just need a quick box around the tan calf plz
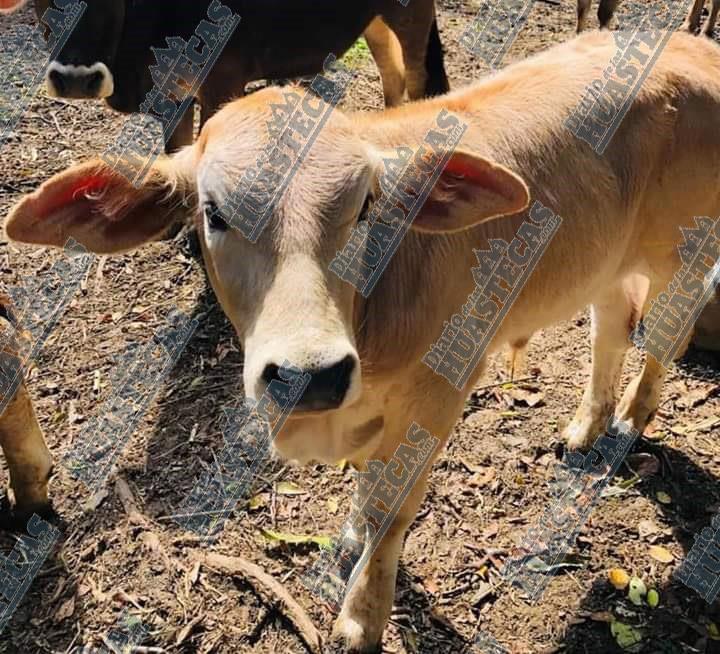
[0,293,52,517]
[6,30,720,651]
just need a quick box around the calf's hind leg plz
[564,282,639,450]
[616,279,695,433]
[0,382,51,514]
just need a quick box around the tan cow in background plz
[0,293,52,518]
[6,29,720,652]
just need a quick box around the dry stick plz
[115,477,149,527]
[194,551,322,653]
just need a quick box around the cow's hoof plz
[330,615,382,654]
[0,495,56,531]
[616,378,657,435]
[563,416,603,452]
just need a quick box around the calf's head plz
[5,87,529,461]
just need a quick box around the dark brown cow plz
[30,0,449,150]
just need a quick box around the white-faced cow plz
[0,293,52,521]
[6,29,720,651]
[25,0,449,151]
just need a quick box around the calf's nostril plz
[261,363,282,386]
[48,69,65,94]
[310,355,355,399]
[82,71,103,95]
[260,355,356,411]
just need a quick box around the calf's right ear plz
[5,158,193,254]
[0,0,28,13]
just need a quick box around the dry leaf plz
[276,481,305,496]
[608,568,630,590]
[469,467,496,487]
[590,611,615,623]
[188,561,201,586]
[261,529,333,550]
[248,494,266,510]
[648,545,673,563]
[509,386,545,408]
[637,519,659,539]
[54,596,75,622]
[656,491,672,505]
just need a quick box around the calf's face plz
[5,88,529,462]
[195,95,370,415]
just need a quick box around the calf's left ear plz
[374,148,529,234]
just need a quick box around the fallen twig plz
[194,551,322,653]
[115,477,149,527]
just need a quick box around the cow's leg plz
[364,17,405,107]
[332,384,466,652]
[564,282,637,450]
[0,382,51,515]
[422,11,450,97]
[577,0,593,32]
[704,0,720,36]
[0,323,51,514]
[683,0,706,33]
[382,1,448,101]
[616,280,694,433]
[598,0,621,29]
[199,80,244,130]
[165,101,196,153]
[332,460,432,652]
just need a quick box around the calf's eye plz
[204,201,228,232]
[358,194,374,223]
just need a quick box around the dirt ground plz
[1,1,719,653]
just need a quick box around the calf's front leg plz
[564,282,639,450]
[0,321,52,515]
[332,458,433,653]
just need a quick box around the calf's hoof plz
[616,379,658,435]
[331,613,383,654]
[562,413,609,452]
[0,495,55,531]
